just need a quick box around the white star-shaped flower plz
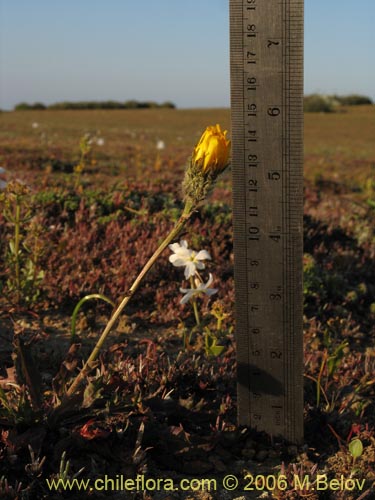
[168,240,211,279]
[179,273,218,304]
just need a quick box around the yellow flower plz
[182,124,231,208]
[192,124,231,175]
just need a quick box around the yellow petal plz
[192,124,231,175]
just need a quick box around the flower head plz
[169,240,211,279]
[192,124,231,175]
[182,124,231,209]
[179,273,218,304]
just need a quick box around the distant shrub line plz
[14,100,176,111]
[304,93,373,113]
[10,94,373,113]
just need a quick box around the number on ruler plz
[268,171,280,180]
[248,154,258,168]
[248,226,259,241]
[248,179,257,192]
[246,50,256,64]
[247,103,257,116]
[247,24,256,37]
[247,76,257,91]
[247,129,257,141]
[268,107,281,117]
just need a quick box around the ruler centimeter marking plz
[230,0,304,443]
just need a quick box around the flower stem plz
[65,205,194,398]
[190,276,201,327]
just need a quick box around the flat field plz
[0,106,375,499]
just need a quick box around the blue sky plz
[0,0,374,110]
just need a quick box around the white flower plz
[96,137,105,146]
[168,240,211,279]
[179,273,218,304]
[31,122,39,129]
[156,140,165,150]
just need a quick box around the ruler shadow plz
[237,363,284,396]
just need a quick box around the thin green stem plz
[14,199,21,304]
[65,205,194,398]
[71,294,116,342]
[216,317,222,331]
[189,276,201,327]
[316,352,327,407]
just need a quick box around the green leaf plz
[9,240,15,254]
[204,330,225,357]
[349,438,363,459]
[82,380,103,408]
[207,344,226,357]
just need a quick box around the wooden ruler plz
[230,0,304,443]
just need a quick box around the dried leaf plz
[14,338,42,409]
[78,419,110,440]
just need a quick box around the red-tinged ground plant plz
[64,124,231,399]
